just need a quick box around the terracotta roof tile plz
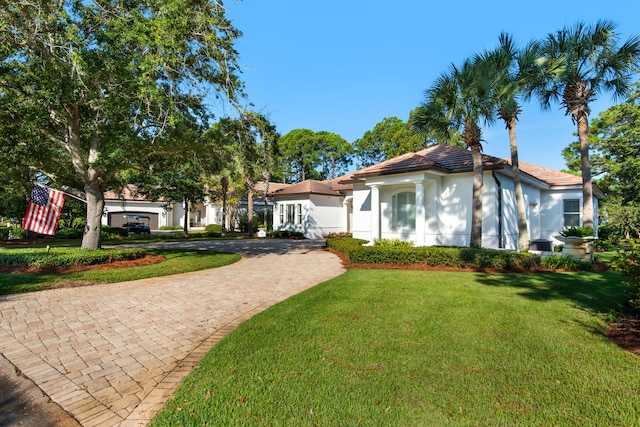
[269,179,347,197]
[352,144,506,178]
[514,161,582,186]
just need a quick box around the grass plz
[151,269,639,426]
[0,249,240,295]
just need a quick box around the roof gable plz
[351,144,507,178]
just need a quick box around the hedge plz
[326,237,541,270]
[0,247,147,268]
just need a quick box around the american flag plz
[22,185,66,235]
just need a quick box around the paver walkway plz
[0,239,345,426]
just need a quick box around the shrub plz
[612,240,640,309]
[159,225,183,230]
[0,247,146,268]
[541,254,596,271]
[101,225,128,240]
[331,241,541,271]
[559,226,595,237]
[325,232,352,239]
[373,238,414,248]
[268,230,305,239]
[203,224,223,236]
[0,227,10,241]
[54,228,84,240]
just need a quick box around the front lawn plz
[151,269,639,426]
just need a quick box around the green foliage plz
[559,226,595,237]
[101,226,128,239]
[612,240,640,308]
[159,225,183,230]
[327,238,541,271]
[541,254,596,271]
[204,224,223,233]
[0,247,145,268]
[0,228,10,241]
[278,128,352,182]
[54,228,84,240]
[373,238,414,248]
[268,230,305,239]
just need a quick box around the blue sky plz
[221,0,640,172]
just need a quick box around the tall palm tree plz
[482,34,541,251]
[412,58,496,247]
[531,20,640,229]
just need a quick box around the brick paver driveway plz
[0,239,345,426]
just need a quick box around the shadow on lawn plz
[475,271,630,317]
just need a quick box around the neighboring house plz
[270,144,601,250]
[103,182,290,231]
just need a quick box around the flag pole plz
[34,182,87,204]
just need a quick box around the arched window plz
[392,192,415,230]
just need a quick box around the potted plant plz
[555,226,596,260]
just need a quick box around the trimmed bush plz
[0,227,10,241]
[541,254,596,271]
[0,247,146,268]
[326,237,541,271]
[205,224,223,233]
[268,230,305,239]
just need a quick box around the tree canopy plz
[0,0,243,248]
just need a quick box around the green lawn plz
[0,249,240,295]
[151,269,639,426]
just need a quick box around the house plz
[103,182,290,231]
[270,144,601,250]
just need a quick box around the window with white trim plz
[286,204,295,224]
[297,204,302,224]
[563,199,580,227]
[392,192,416,230]
[279,204,284,224]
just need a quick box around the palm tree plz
[412,58,496,248]
[531,20,640,229]
[482,34,541,251]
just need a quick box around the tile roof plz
[269,178,349,197]
[351,144,507,178]
[514,161,582,186]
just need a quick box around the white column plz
[343,197,352,233]
[415,181,425,246]
[370,185,380,243]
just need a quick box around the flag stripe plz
[22,185,65,235]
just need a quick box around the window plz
[297,204,302,224]
[563,199,580,227]
[393,192,416,230]
[286,204,296,224]
[279,205,284,224]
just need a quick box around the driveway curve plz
[0,239,345,426]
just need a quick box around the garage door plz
[108,212,159,230]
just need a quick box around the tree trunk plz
[82,181,104,249]
[508,118,529,251]
[578,116,594,229]
[221,176,228,232]
[183,196,189,236]
[262,170,270,231]
[470,146,484,248]
[246,178,254,236]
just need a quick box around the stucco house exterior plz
[103,182,289,231]
[270,144,601,250]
